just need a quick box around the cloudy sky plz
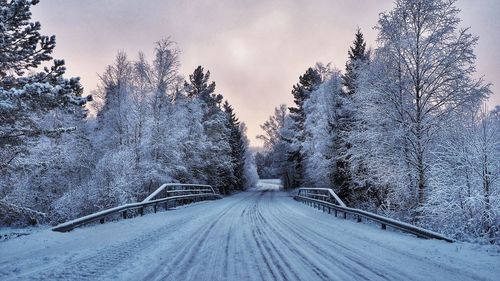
[32,0,500,146]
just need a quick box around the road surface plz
[0,180,498,280]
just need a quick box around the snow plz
[142,183,214,202]
[0,181,498,281]
[298,187,346,207]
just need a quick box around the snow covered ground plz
[0,181,499,281]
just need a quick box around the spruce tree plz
[335,29,371,201]
[185,66,232,194]
[342,28,369,96]
[223,101,246,190]
[287,67,321,188]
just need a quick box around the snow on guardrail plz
[295,188,453,242]
[53,184,221,232]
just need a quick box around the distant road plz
[1,181,498,280]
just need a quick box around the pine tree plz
[289,68,322,130]
[0,0,90,225]
[286,67,321,188]
[185,66,217,105]
[0,0,89,149]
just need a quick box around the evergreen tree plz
[342,28,369,96]
[0,0,90,225]
[185,66,232,194]
[223,101,246,190]
[254,152,266,178]
[0,0,89,149]
[336,29,371,201]
[286,68,321,188]
[185,65,217,105]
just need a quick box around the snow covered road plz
[1,181,499,281]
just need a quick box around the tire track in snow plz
[259,193,396,280]
[2,201,223,281]
[272,196,488,281]
[143,192,256,281]
[2,185,498,281]
[247,190,296,281]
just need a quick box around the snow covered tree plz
[342,28,370,96]
[0,0,89,149]
[335,29,372,203]
[240,123,258,189]
[149,39,181,164]
[257,104,287,179]
[95,51,133,148]
[88,39,184,210]
[302,69,344,190]
[0,0,90,225]
[379,0,489,211]
[258,104,287,150]
[349,0,489,219]
[425,104,499,243]
[275,116,297,189]
[287,68,322,188]
[91,52,141,208]
[185,66,232,194]
[223,101,246,190]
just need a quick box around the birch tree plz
[363,0,489,214]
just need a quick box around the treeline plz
[257,0,499,243]
[0,0,257,226]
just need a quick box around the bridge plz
[0,180,498,280]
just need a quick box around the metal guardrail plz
[52,184,221,232]
[294,188,454,243]
[142,183,217,202]
[296,187,347,207]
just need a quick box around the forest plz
[256,0,499,244]
[1,0,499,245]
[0,0,257,227]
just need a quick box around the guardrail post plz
[381,223,386,230]
[328,207,331,214]
[343,212,347,219]
[123,210,127,219]
[139,207,144,216]
[154,204,157,213]
[357,215,361,223]
[100,218,104,224]
[335,210,337,217]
